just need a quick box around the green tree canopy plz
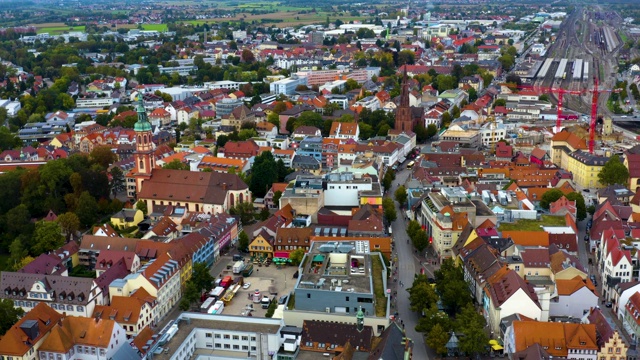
[408,274,439,313]
[382,197,397,223]
[238,231,250,252]
[289,248,305,266]
[539,188,565,209]
[598,155,630,186]
[163,159,190,170]
[394,186,408,206]
[32,220,65,256]
[0,299,24,336]
[250,151,278,198]
[565,192,587,221]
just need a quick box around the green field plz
[142,24,168,31]
[37,25,85,34]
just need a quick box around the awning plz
[274,251,290,258]
[489,340,503,351]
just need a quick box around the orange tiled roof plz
[39,317,117,353]
[0,303,63,356]
[501,231,549,247]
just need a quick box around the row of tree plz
[409,260,488,356]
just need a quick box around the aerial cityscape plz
[1,0,640,359]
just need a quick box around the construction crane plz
[529,85,582,133]
[506,80,622,154]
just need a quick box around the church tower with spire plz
[395,66,413,132]
[133,93,154,194]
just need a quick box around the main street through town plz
[388,165,433,360]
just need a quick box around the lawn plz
[36,25,85,34]
[142,24,168,32]
[498,215,568,231]
[371,254,387,317]
[183,11,366,27]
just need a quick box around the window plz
[242,336,248,341]
[233,345,239,350]
[206,333,213,338]
[232,335,239,340]
[224,344,231,349]
[215,343,221,348]
[224,334,230,339]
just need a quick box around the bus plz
[406,161,415,169]
[242,263,254,277]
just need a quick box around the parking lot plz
[213,259,298,318]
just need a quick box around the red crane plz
[509,80,622,154]
[529,85,582,132]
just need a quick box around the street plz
[388,165,433,360]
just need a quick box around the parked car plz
[278,294,289,305]
[605,301,613,308]
[242,282,251,290]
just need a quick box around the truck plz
[261,296,271,309]
[209,286,226,300]
[232,261,245,274]
[209,300,224,315]
[200,297,216,313]
[242,263,254,277]
[220,276,233,289]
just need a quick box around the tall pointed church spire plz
[134,93,152,132]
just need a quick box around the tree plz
[258,207,270,221]
[566,192,587,221]
[273,190,283,206]
[109,167,125,196]
[163,159,190,170]
[179,281,200,311]
[265,298,277,318]
[32,221,65,256]
[441,112,452,127]
[395,186,408,206]
[238,231,250,252]
[455,303,489,356]
[426,324,449,356]
[493,98,507,107]
[8,238,28,271]
[0,299,24,336]
[598,155,630,186]
[56,212,80,241]
[414,124,429,143]
[229,201,255,225]
[435,75,457,92]
[539,94,550,102]
[89,146,117,170]
[398,50,415,65]
[435,259,471,314]
[0,127,22,151]
[382,170,395,191]
[241,49,255,63]
[539,188,565,209]
[191,262,215,294]
[412,229,429,252]
[289,248,305,266]
[408,275,438,313]
[250,151,278,198]
[407,220,422,239]
[294,111,324,130]
[426,124,438,138]
[136,200,148,215]
[382,197,397,222]
[468,87,478,102]
[75,191,99,227]
[13,256,35,271]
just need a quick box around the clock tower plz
[133,93,154,194]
